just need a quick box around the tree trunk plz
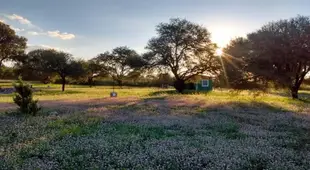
[61,77,66,92]
[117,79,123,88]
[174,79,185,93]
[291,73,306,99]
[291,87,298,99]
[88,77,93,87]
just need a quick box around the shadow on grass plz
[41,95,308,124]
[269,91,310,103]
[197,101,310,146]
[299,98,310,103]
[149,89,212,96]
[143,96,166,101]
[300,85,310,91]
[149,90,178,96]
[269,91,291,97]
[197,101,292,121]
[38,99,310,150]
[298,93,310,103]
[270,91,310,99]
[34,89,84,96]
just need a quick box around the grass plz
[1,81,309,112]
[0,82,163,103]
[1,81,310,169]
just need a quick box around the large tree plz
[25,49,84,91]
[145,18,220,93]
[15,60,56,83]
[96,46,145,87]
[0,65,15,79]
[0,21,27,68]
[249,16,310,99]
[80,59,105,87]
[222,37,258,89]
[224,16,310,99]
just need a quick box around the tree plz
[246,16,310,99]
[96,46,145,87]
[145,18,220,93]
[25,49,84,91]
[0,21,27,69]
[15,61,56,83]
[222,37,261,89]
[0,65,15,79]
[127,70,142,85]
[156,73,174,87]
[223,37,248,85]
[80,59,105,87]
[13,77,41,115]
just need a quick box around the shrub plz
[13,78,41,115]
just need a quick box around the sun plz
[215,48,223,56]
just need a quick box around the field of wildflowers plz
[1,84,310,169]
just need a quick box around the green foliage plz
[12,78,41,115]
[25,49,84,91]
[145,18,221,93]
[0,66,15,79]
[96,46,145,87]
[47,116,102,138]
[224,16,310,98]
[78,59,105,87]
[0,21,27,68]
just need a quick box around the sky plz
[1,0,310,59]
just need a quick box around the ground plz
[1,82,310,169]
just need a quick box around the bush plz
[13,78,41,115]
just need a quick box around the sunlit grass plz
[1,81,310,169]
[1,81,310,114]
[0,82,164,103]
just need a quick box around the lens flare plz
[216,48,223,56]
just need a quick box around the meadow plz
[1,82,310,169]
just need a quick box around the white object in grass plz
[110,92,117,97]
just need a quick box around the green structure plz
[195,79,213,91]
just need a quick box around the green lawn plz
[0,82,163,103]
[1,82,310,169]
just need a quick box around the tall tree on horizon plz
[80,59,105,87]
[145,18,220,93]
[96,46,145,87]
[25,49,84,91]
[222,37,254,88]
[224,16,310,99]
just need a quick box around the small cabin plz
[195,79,213,91]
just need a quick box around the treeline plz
[1,16,310,99]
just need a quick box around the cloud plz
[27,44,71,53]
[47,30,75,40]
[11,26,25,32]
[3,13,76,40]
[28,31,41,35]
[6,14,32,25]
[28,30,75,40]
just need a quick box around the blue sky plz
[1,0,310,59]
